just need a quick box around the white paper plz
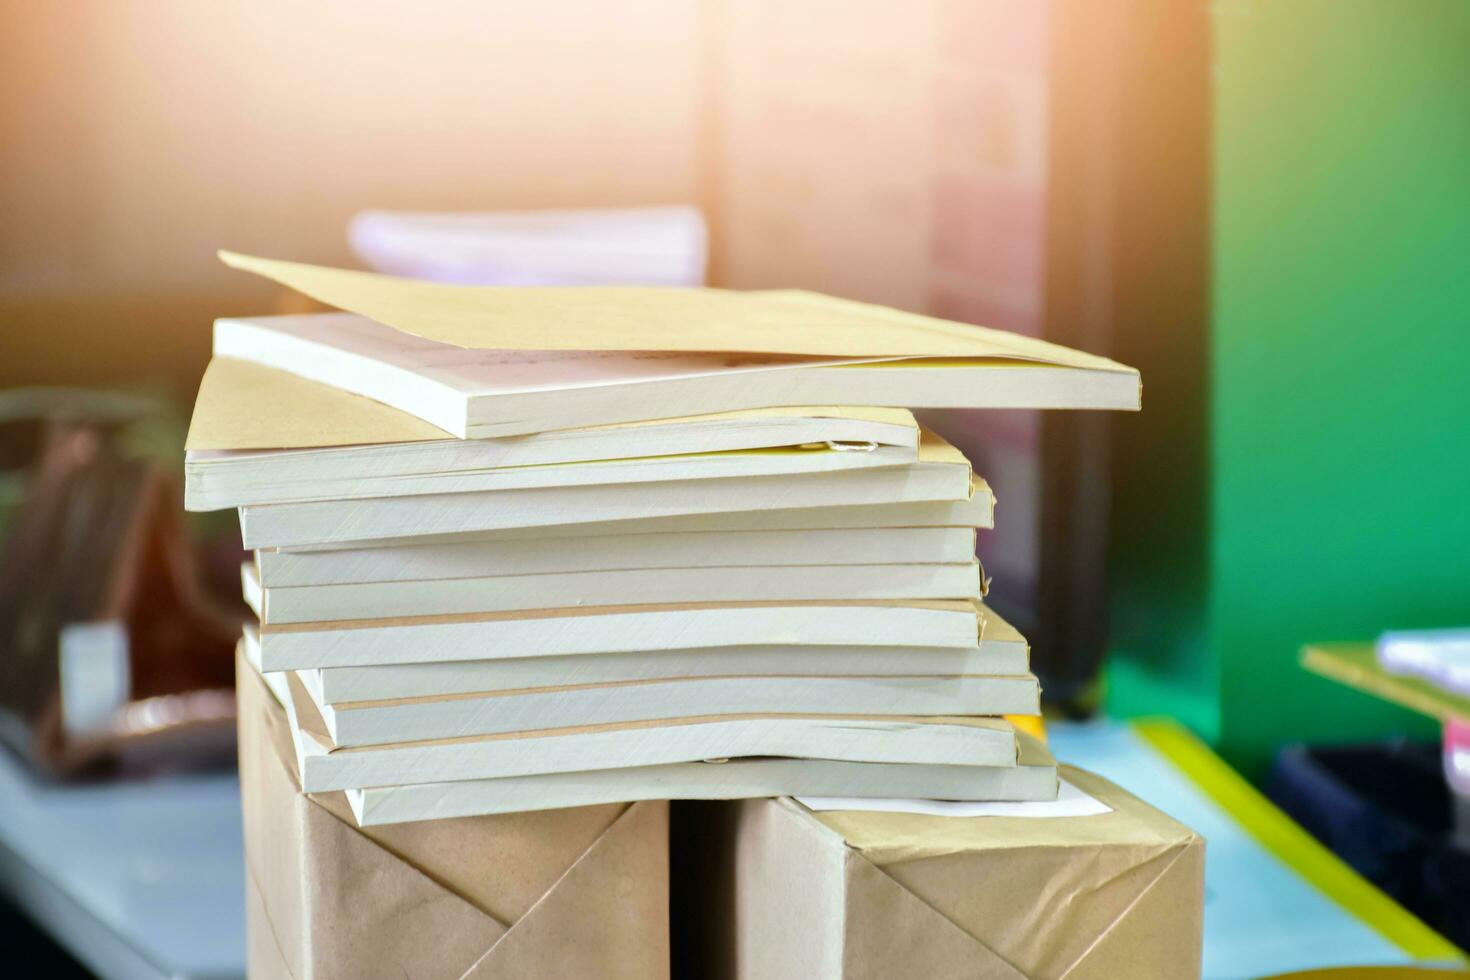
[796,777,1111,818]
[1377,627,1470,697]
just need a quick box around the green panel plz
[1211,0,1470,776]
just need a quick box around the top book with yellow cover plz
[217,252,1141,438]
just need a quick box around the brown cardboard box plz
[237,654,669,979]
[689,770,1203,980]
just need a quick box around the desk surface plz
[0,717,1458,980]
[0,747,244,980]
[1049,720,1460,980]
[1302,643,1470,723]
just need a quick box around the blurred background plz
[2,1,1468,977]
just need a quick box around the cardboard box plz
[686,770,1203,979]
[237,655,669,979]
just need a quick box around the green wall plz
[1111,0,1470,777]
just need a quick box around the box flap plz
[462,799,671,980]
[813,765,1196,865]
[842,849,1029,979]
[807,768,1205,979]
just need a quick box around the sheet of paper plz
[796,777,1110,818]
[218,251,1133,369]
[1377,627,1470,696]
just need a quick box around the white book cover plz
[255,525,979,587]
[253,599,986,671]
[243,603,1028,700]
[297,670,1041,748]
[346,744,1058,825]
[242,560,985,625]
[213,310,1139,438]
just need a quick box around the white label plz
[59,621,131,736]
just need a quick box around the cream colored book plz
[279,489,995,552]
[235,429,974,549]
[262,668,1028,793]
[246,643,1026,791]
[295,670,1041,748]
[215,312,1138,439]
[241,559,984,625]
[184,358,921,510]
[322,647,1030,701]
[253,599,987,671]
[187,355,918,449]
[295,714,1029,795]
[255,525,979,586]
[214,252,1140,438]
[345,739,1059,825]
[245,607,1029,700]
[194,442,915,511]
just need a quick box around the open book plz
[214,252,1140,437]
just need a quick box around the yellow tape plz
[1005,714,1047,743]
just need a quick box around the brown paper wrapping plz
[237,653,670,979]
[685,770,1203,979]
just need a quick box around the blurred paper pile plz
[349,205,707,286]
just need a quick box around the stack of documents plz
[190,253,1140,826]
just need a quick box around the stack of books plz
[189,253,1139,826]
